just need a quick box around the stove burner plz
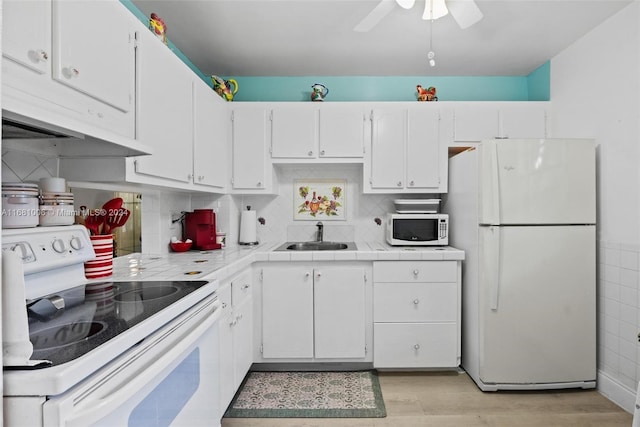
[114,285,180,302]
[31,321,107,351]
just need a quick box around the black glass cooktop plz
[26,280,209,367]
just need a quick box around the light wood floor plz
[221,371,632,427]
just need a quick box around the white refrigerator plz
[444,139,596,391]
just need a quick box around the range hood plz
[2,110,153,158]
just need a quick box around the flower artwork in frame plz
[295,180,346,220]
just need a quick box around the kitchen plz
[1,0,639,425]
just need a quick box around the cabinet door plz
[218,284,235,411]
[233,296,254,388]
[232,108,269,190]
[135,30,193,183]
[3,0,50,74]
[193,78,227,190]
[261,266,314,358]
[406,107,440,189]
[52,0,134,112]
[319,107,366,158]
[454,105,499,142]
[271,107,317,158]
[370,108,405,189]
[314,267,366,358]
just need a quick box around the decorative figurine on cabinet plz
[416,85,438,101]
[311,83,329,101]
[149,13,167,45]
[211,75,239,102]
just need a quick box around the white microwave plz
[386,213,449,246]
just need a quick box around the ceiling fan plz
[354,0,483,32]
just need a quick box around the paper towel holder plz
[239,205,259,246]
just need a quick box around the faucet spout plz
[316,222,324,242]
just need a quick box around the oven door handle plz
[55,297,222,427]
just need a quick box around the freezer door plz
[478,225,596,385]
[478,139,595,225]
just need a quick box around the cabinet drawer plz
[374,282,456,322]
[231,270,252,306]
[373,261,456,283]
[373,323,457,368]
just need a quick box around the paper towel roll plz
[239,208,258,245]
[2,250,34,366]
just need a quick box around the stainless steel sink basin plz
[274,241,357,251]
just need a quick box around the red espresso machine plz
[184,209,222,250]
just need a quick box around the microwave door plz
[393,218,438,242]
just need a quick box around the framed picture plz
[294,179,346,220]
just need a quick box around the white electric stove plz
[2,225,222,426]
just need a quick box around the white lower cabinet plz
[259,263,369,361]
[373,261,461,369]
[218,270,253,412]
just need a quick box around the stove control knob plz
[70,236,83,251]
[52,238,67,253]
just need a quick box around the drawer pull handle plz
[414,344,420,350]
[413,299,419,305]
[242,284,250,290]
[413,269,419,276]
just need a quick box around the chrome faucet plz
[316,221,324,242]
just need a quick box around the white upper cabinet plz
[270,103,366,161]
[134,28,193,184]
[193,78,227,191]
[270,106,317,158]
[368,108,406,189]
[318,106,367,158]
[52,0,134,113]
[231,106,273,192]
[453,102,547,142]
[366,105,446,193]
[2,0,139,143]
[3,1,51,74]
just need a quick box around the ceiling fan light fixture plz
[422,0,449,21]
[395,0,416,10]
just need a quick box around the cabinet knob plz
[198,175,204,181]
[414,344,420,350]
[316,271,322,278]
[397,181,402,187]
[222,302,227,309]
[257,181,262,187]
[413,299,420,305]
[187,174,193,180]
[305,272,311,278]
[35,50,48,62]
[409,180,415,186]
[242,284,250,290]
[64,66,80,78]
[308,151,313,156]
[320,150,325,156]
[413,269,419,276]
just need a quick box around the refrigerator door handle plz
[491,143,501,224]
[489,226,501,311]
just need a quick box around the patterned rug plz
[224,370,387,418]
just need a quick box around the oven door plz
[41,293,222,427]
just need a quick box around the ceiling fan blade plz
[446,0,483,29]
[354,0,396,32]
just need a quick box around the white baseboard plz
[597,370,636,414]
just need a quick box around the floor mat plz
[223,370,387,418]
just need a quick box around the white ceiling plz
[131,0,632,77]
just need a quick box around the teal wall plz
[121,0,550,102]
[526,62,551,101]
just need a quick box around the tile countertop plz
[108,242,465,283]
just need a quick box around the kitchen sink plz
[274,241,357,251]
